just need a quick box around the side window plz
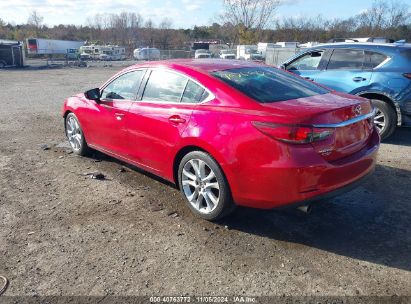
[181,80,208,103]
[101,70,145,100]
[142,70,187,103]
[327,49,365,70]
[287,51,324,71]
[364,51,388,69]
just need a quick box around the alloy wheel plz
[66,116,82,151]
[181,159,220,214]
[374,108,386,134]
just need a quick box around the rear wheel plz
[65,113,90,156]
[178,151,235,221]
[371,99,396,140]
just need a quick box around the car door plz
[285,49,327,81]
[313,48,372,94]
[126,69,210,174]
[88,69,146,156]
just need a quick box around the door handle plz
[304,77,313,81]
[168,115,186,124]
[353,77,367,82]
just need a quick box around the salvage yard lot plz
[0,67,410,296]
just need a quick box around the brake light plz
[252,122,334,144]
[403,73,411,80]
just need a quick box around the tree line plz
[0,0,410,52]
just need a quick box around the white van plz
[133,48,161,60]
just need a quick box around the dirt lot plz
[0,67,410,298]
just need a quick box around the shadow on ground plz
[384,126,411,146]
[81,126,411,272]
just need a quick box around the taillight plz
[403,73,411,80]
[252,122,334,144]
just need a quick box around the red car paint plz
[62,59,380,209]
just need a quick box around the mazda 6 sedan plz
[62,59,380,221]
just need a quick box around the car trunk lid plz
[260,93,375,162]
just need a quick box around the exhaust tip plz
[297,204,312,214]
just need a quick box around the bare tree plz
[27,10,44,36]
[385,0,411,28]
[144,19,156,47]
[221,0,280,43]
[158,18,173,49]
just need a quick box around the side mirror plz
[85,88,101,102]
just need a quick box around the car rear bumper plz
[232,129,380,209]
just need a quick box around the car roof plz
[130,59,262,73]
[310,42,411,50]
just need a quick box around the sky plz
[0,0,378,28]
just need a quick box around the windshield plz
[212,67,329,103]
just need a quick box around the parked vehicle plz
[66,48,79,60]
[99,46,126,61]
[80,45,126,61]
[257,43,280,59]
[79,45,97,60]
[236,45,257,60]
[281,42,411,139]
[133,48,161,61]
[0,40,24,68]
[62,60,379,220]
[219,49,236,59]
[195,49,212,59]
[209,44,229,57]
[27,38,84,55]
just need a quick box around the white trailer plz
[26,38,84,55]
[257,43,281,59]
[133,48,161,60]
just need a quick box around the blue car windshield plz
[212,67,329,103]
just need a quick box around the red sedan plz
[62,60,380,220]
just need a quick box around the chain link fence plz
[159,50,194,60]
[265,48,300,67]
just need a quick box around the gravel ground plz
[0,67,410,298]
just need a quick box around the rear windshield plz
[212,67,329,103]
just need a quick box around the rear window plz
[212,67,329,103]
[327,49,365,70]
[364,51,388,69]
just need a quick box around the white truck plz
[219,49,236,59]
[194,49,212,59]
[26,38,84,55]
[236,45,263,61]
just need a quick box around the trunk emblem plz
[354,105,362,116]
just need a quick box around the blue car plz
[281,43,411,139]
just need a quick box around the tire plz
[371,99,396,140]
[178,151,236,221]
[65,113,91,156]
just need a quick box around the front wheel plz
[178,151,235,221]
[65,113,90,156]
[371,99,396,140]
